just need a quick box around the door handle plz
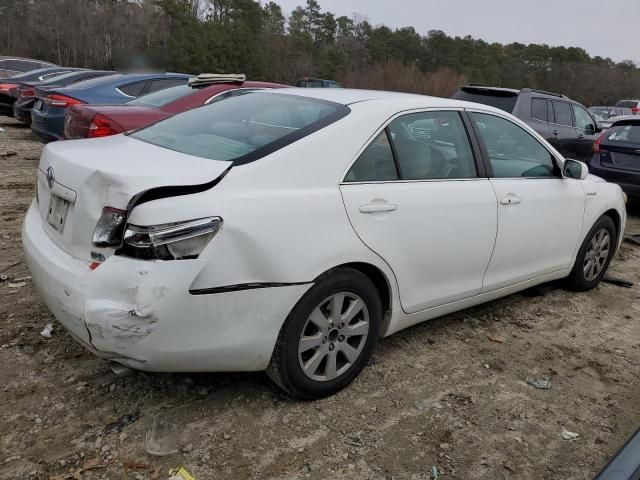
[552,129,559,135]
[359,203,398,214]
[499,196,522,205]
[577,133,585,139]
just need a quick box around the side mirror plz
[563,159,589,180]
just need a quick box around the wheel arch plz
[602,208,622,242]
[320,262,393,336]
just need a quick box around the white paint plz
[23,89,627,373]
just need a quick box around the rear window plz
[602,123,640,148]
[130,93,349,164]
[127,84,193,108]
[453,89,518,113]
[615,100,639,109]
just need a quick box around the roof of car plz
[62,72,192,91]
[260,87,508,114]
[611,115,640,126]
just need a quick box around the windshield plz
[127,84,194,108]
[453,89,518,113]
[602,123,640,149]
[130,93,349,163]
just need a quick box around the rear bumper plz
[22,202,310,372]
[590,156,640,199]
[13,100,34,124]
[31,108,65,143]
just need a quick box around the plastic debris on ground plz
[601,274,634,288]
[144,415,179,456]
[169,466,195,480]
[40,323,54,338]
[527,376,552,390]
[431,465,439,479]
[624,233,640,246]
[561,428,580,440]
[7,281,25,289]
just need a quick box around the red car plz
[64,78,288,139]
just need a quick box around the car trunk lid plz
[600,122,640,173]
[36,134,231,262]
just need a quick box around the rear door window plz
[552,101,573,126]
[119,81,148,97]
[344,130,398,182]
[531,99,548,122]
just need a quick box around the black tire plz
[566,215,617,291]
[267,267,382,399]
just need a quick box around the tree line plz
[1,0,639,106]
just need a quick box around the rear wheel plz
[567,215,616,291]
[267,268,382,399]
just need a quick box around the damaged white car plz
[23,89,626,399]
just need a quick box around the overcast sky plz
[273,0,639,63]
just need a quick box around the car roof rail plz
[521,88,567,99]
[188,73,246,88]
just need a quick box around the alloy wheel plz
[297,292,370,382]
[583,228,611,282]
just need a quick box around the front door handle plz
[499,196,522,205]
[552,129,559,135]
[577,133,585,139]
[359,203,398,214]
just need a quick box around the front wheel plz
[267,268,382,399]
[566,215,616,291]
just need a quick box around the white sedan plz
[23,89,626,399]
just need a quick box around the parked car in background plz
[453,85,601,162]
[13,70,116,124]
[30,72,192,143]
[593,427,640,480]
[589,116,640,202]
[23,89,625,399]
[0,67,85,116]
[0,56,56,78]
[64,75,287,139]
[589,106,633,129]
[615,99,640,114]
[296,77,343,88]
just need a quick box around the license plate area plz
[47,194,70,232]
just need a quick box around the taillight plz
[120,217,222,260]
[632,107,639,115]
[593,130,608,153]
[92,207,128,248]
[0,83,16,94]
[19,86,35,98]
[44,94,83,108]
[88,114,125,138]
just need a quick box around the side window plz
[147,78,188,93]
[531,98,547,122]
[553,101,573,126]
[573,104,595,131]
[119,81,147,97]
[388,111,477,179]
[344,130,398,182]
[470,112,557,178]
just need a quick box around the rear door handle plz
[359,203,398,214]
[552,129,559,135]
[499,196,522,205]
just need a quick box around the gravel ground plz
[0,117,639,480]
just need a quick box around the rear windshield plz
[127,84,194,107]
[130,93,349,164]
[615,100,639,108]
[602,123,640,148]
[453,89,518,113]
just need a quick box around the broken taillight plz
[92,207,128,248]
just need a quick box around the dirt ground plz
[0,117,639,480]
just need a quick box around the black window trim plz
[341,108,486,184]
[464,108,563,180]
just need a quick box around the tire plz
[566,215,617,291]
[267,267,382,399]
